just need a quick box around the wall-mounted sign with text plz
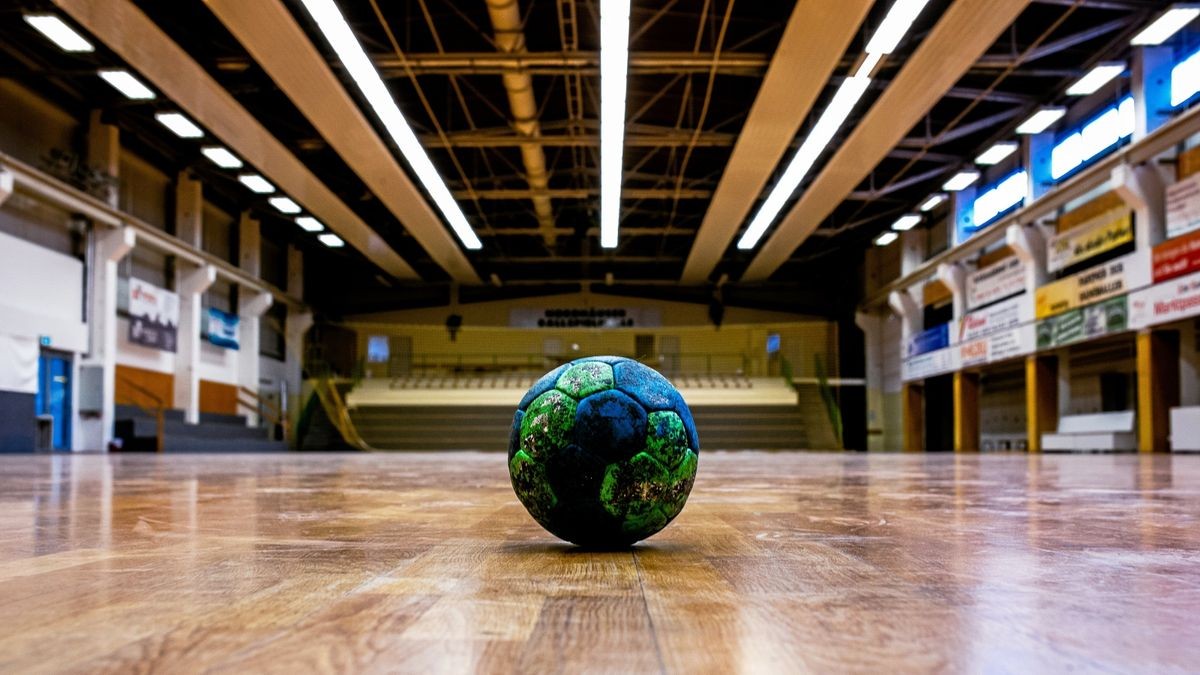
[902,347,958,382]
[509,307,663,329]
[966,256,1026,311]
[1166,172,1200,239]
[1047,208,1133,273]
[1035,252,1148,320]
[1129,269,1200,330]
[959,323,1036,368]
[1036,295,1128,349]
[958,294,1031,343]
[1152,227,1200,284]
[205,307,240,350]
[907,323,950,358]
[128,278,179,353]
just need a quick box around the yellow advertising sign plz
[1035,253,1147,319]
[1047,209,1133,273]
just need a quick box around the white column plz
[238,291,272,426]
[78,226,135,451]
[856,310,885,452]
[174,264,216,423]
[0,166,13,205]
[1112,162,1165,250]
[936,262,967,321]
[888,290,921,348]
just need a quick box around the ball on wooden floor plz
[508,356,699,547]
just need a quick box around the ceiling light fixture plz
[943,171,981,192]
[268,196,301,214]
[296,216,325,232]
[891,214,922,231]
[975,141,1019,166]
[1130,5,1200,46]
[154,112,204,139]
[201,146,243,169]
[919,194,946,212]
[875,231,899,247]
[97,69,155,100]
[23,14,93,52]
[238,173,275,194]
[296,0,482,250]
[599,0,632,249]
[736,0,932,250]
[318,233,345,248]
[1015,107,1067,134]
[1066,62,1126,96]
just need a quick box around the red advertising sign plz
[1153,229,1200,284]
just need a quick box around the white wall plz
[0,230,87,353]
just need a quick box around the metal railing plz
[373,351,755,378]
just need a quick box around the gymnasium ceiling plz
[0,0,1169,316]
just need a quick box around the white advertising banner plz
[958,324,1036,368]
[509,307,662,328]
[128,278,180,352]
[1129,269,1200,330]
[966,257,1026,311]
[0,333,38,394]
[957,295,1032,343]
[902,347,958,382]
[1035,251,1151,319]
[1166,172,1200,239]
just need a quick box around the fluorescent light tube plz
[296,216,325,232]
[238,174,275,194]
[1172,48,1200,106]
[737,75,873,249]
[975,141,1018,166]
[98,69,155,100]
[1131,5,1200,46]
[943,171,980,192]
[919,194,946,212]
[269,196,301,214]
[1016,107,1067,134]
[599,0,632,249]
[891,214,922,231]
[201,146,243,169]
[155,112,204,139]
[318,233,345,248]
[865,0,934,55]
[297,0,482,250]
[1066,62,1125,96]
[875,231,899,246]
[23,14,93,52]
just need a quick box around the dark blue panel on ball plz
[613,361,676,411]
[518,363,569,410]
[573,389,648,464]
[673,393,700,452]
[508,410,524,460]
[575,355,634,366]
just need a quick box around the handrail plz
[312,379,370,450]
[860,91,1200,309]
[115,375,165,454]
[237,386,286,442]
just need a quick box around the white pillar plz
[78,226,135,451]
[856,310,885,452]
[888,290,922,348]
[0,166,13,206]
[1112,162,1165,250]
[936,262,967,321]
[174,264,216,423]
[238,291,272,426]
[1007,223,1048,296]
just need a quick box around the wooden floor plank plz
[0,452,1198,672]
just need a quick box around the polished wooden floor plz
[1,452,1199,673]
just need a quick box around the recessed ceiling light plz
[268,196,301,214]
[919,194,946,212]
[1016,107,1067,135]
[599,0,632,248]
[318,233,344,248]
[891,214,922,231]
[295,216,325,232]
[23,14,93,52]
[1066,62,1125,96]
[975,141,1019,166]
[1130,5,1200,46]
[943,171,981,192]
[875,231,899,247]
[238,173,275,194]
[155,112,204,139]
[864,0,934,55]
[97,69,155,100]
[201,146,243,169]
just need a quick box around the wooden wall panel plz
[200,380,238,416]
[1056,191,1126,233]
[114,365,174,410]
[923,280,952,307]
[1178,145,1200,180]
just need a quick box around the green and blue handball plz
[508,356,699,547]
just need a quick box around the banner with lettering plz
[958,295,1031,343]
[907,323,950,358]
[1036,295,1128,349]
[1166,172,1200,239]
[1035,252,1149,319]
[1152,228,1200,284]
[205,307,240,350]
[959,324,1036,368]
[966,256,1026,311]
[1047,208,1133,273]
[1129,269,1200,330]
[128,278,179,352]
